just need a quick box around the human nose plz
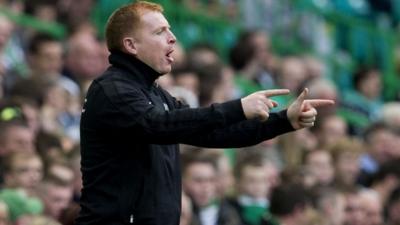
[168,30,176,44]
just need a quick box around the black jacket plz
[76,51,294,225]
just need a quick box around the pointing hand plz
[241,89,290,122]
[287,88,335,129]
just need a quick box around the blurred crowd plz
[0,0,399,225]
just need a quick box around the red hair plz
[105,1,163,51]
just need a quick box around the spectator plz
[24,0,58,23]
[64,31,104,93]
[303,149,335,187]
[229,30,275,97]
[0,189,43,223]
[0,120,35,156]
[261,183,311,225]
[182,151,241,225]
[171,65,199,96]
[359,122,398,186]
[369,159,400,206]
[307,78,338,116]
[0,97,40,134]
[343,188,365,225]
[187,43,220,73]
[359,189,384,225]
[2,152,43,195]
[340,67,383,135]
[197,62,235,106]
[310,187,346,225]
[329,138,364,190]
[39,78,80,142]
[312,114,348,148]
[26,33,80,98]
[277,56,308,94]
[302,55,326,80]
[231,153,270,225]
[36,177,73,222]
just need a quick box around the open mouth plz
[166,50,174,63]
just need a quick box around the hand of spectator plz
[241,89,290,122]
[287,88,334,129]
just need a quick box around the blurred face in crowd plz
[278,57,307,92]
[238,165,268,199]
[305,150,334,186]
[183,162,216,207]
[42,183,73,219]
[250,32,271,69]
[5,155,43,192]
[129,10,176,74]
[344,193,364,225]
[335,151,361,187]
[0,125,35,155]
[66,33,103,80]
[359,192,383,225]
[44,84,69,112]
[318,116,347,147]
[358,70,381,100]
[367,128,397,164]
[30,41,63,76]
[329,193,346,225]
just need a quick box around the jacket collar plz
[108,50,161,87]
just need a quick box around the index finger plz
[260,89,290,97]
[305,99,335,108]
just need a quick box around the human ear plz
[122,37,137,55]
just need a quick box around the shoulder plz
[93,67,145,99]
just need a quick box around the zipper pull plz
[130,214,134,224]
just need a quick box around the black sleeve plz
[181,110,295,148]
[134,99,247,143]
[97,83,247,144]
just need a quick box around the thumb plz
[295,88,308,106]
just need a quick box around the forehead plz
[140,10,169,30]
[242,165,265,177]
[186,162,215,176]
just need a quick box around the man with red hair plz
[76,1,333,225]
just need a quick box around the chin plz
[158,67,172,75]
